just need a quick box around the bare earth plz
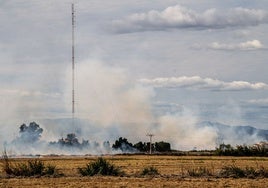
[1,155,268,187]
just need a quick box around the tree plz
[155,141,171,152]
[112,137,135,152]
[18,122,43,143]
[134,142,147,152]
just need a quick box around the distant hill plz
[199,121,268,143]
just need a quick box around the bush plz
[244,166,258,178]
[78,157,123,176]
[6,160,58,177]
[2,149,12,175]
[2,151,59,177]
[28,160,45,175]
[44,164,57,176]
[187,167,212,177]
[219,164,245,178]
[219,165,268,178]
[141,166,159,176]
[256,166,268,178]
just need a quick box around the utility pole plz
[146,133,154,154]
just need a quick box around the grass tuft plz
[44,164,57,176]
[2,149,13,175]
[1,150,59,177]
[219,164,268,178]
[141,166,159,176]
[78,157,123,176]
[187,167,212,177]
[219,164,245,178]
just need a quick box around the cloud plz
[247,98,268,106]
[139,76,268,91]
[0,89,61,98]
[112,5,268,33]
[208,40,265,50]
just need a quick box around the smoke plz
[1,59,267,155]
[64,60,228,151]
[155,108,218,150]
[64,60,155,136]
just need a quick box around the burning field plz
[1,155,268,187]
[1,1,268,187]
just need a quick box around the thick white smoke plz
[64,60,155,140]
[1,59,266,154]
[63,60,219,150]
[155,108,218,150]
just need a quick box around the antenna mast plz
[71,3,75,120]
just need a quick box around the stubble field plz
[1,155,268,187]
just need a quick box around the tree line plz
[215,143,268,157]
[112,137,171,153]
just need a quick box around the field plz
[1,155,268,187]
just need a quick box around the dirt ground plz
[1,155,268,187]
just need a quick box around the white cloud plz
[247,98,268,105]
[139,76,268,91]
[112,5,268,33]
[0,89,60,97]
[208,40,265,50]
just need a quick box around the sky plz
[0,0,268,150]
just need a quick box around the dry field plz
[1,155,268,187]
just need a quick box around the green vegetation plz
[78,157,123,176]
[113,137,171,153]
[2,150,58,177]
[216,143,268,156]
[155,141,171,152]
[219,164,268,178]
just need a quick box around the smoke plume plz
[1,60,267,154]
[64,60,155,137]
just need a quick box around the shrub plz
[2,151,59,177]
[244,166,258,178]
[141,166,159,176]
[219,164,268,178]
[28,160,45,175]
[6,160,58,177]
[219,164,245,178]
[78,157,123,176]
[256,166,268,178]
[44,164,57,176]
[2,149,12,175]
[12,164,24,176]
[187,167,212,177]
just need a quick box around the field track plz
[1,155,268,187]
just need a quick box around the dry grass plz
[1,155,268,187]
